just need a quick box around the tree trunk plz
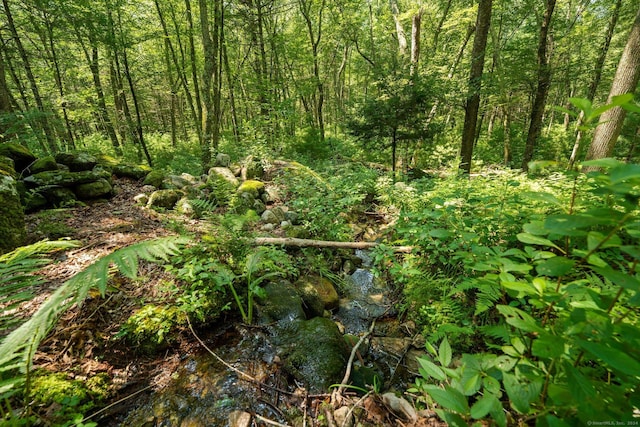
[2,0,57,153]
[390,0,407,57]
[0,48,13,139]
[459,0,492,175]
[410,9,423,75]
[432,0,453,55]
[185,0,203,145]
[586,5,640,163]
[90,45,122,155]
[521,0,556,171]
[253,237,413,253]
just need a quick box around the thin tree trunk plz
[521,0,556,171]
[0,48,14,139]
[185,0,203,145]
[2,0,57,153]
[432,0,453,55]
[390,0,407,57]
[568,0,622,168]
[90,45,122,155]
[410,9,423,75]
[460,0,493,175]
[586,5,640,163]
[502,103,512,166]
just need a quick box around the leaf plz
[438,337,452,367]
[424,385,470,414]
[417,358,447,381]
[576,340,640,377]
[429,229,453,239]
[522,221,549,236]
[609,163,640,184]
[581,158,623,169]
[470,393,500,419]
[501,281,538,298]
[483,376,502,397]
[587,231,622,251]
[532,333,565,358]
[568,97,592,116]
[434,409,468,427]
[536,256,575,277]
[497,305,543,333]
[517,233,562,251]
[503,373,542,414]
[591,266,640,292]
[521,192,563,208]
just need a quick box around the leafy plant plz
[410,161,640,425]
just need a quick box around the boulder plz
[40,186,77,207]
[74,178,113,199]
[277,317,348,393]
[256,282,306,324]
[147,189,183,209]
[164,174,194,189]
[133,193,149,205]
[215,153,231,167]
[0,174,26,253]
[237,179,265,199]
[30,156,58,174]
[112,163,152,180]
[261,209,280,225]
[176,197,195,216]
[296,275,339,312]
[241,156,264,180]
[0,156,16,178]
[208,167,239,187]
[0,143,36,173]
[142,170,165,188]
[55,152,98,172]
[23,169,112,188]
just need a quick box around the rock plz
[333,407,354,427]
[284,210,299,224]
[134,193,149,205]
[262,186,280,204]
[0,143,36,173]
[165,174,193,189]
[241,156,264,180]
[237,179,265,199]
[228,410,251,427]
[252,199,266,215]
[280,220,292,229]
[143,170,165,188]
[261,209,280,225]
[215,153,231,167]
[55,152,98,172]
[295,280,325,318]
[296,275,339,312]
[30,156,58,174]
[113,163,152,180]
[41,186,77,207]
[256,282,306,324]
[0,174,26,253]
[261,223,275,232]
[381,393,417,422]
[23,169,112,188]
[147,189,184,209]
[278,317,348,393]
[176,197,195,216]
[74,178,113,199]
[208,167,239,187]
[0,156,15,178]
[24,191,48,212]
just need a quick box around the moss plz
[0,175,26,253]
[30,156,58,173]
[237,179,265,198]
[143,169,165,188]
[23,169,112,188]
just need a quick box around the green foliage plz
[117,304,183,350]
[29,209,76,240]
[0,237,186,401]
[410,161,640,425]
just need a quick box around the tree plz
[459,0,492,174]
[585,5,640,162]
[521,0,556,171]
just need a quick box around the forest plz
[1,0,640,425]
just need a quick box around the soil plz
[19,177,444,426]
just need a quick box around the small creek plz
[114,250,425,426]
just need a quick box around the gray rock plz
[261,209,280,225]
[0,143,36,173]
[164,174,193,189]
[176,197,195,216]
[296,275,339,312]
[30,156,58,174]
[142,170,165,188]
[252,199,266,215]
[241,156,264,180]
[261,223,276,232]
[113,164,151,180]
[0,174,25,254]
[256,282,306,324]
[23,169,112,188]
[284,210,299,224]
[55,152,97,172]
[74,178,113,199]
[208,167,239,187]
[147,189,184,209]
[215,153,231,167]
[40,186,77,207]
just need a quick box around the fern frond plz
[0,236,189,398]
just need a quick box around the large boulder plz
[30,156,58,174]
[147,189,184,209]
[295,275,340,317]
[55,152,98,172]
[112,163,152,180]
[23,169,112,188]
[0,174,26,253]
[142,170,165,188]
[0,143,36,174]
[241,156,264,180]
[74,178,113,199]
[256,282,306,324]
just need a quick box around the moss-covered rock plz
[241,156,264,180]
[296,275,340,311]
[0,142,36,173]
[55,152,98,172]
[277,317,348,392]
[74,178,113,199]
[0,174,25,253]
[147,189,184,209]
[0,156,16,178]
[23,169,112,188]
[237,179,265,199]
[113,163,152,180]
[30,156,58,174]
[40,186,78,207]
[256,282,306,324]
[143,169,165,188]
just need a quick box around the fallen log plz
[252,237,413,253]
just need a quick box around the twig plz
[81,385,153,423]
[333,320,376,403]
[254,414,291,427]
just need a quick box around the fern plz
[0,236,188,398]
[190,198,218,217]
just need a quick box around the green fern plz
[0,236,188,399]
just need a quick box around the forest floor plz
[23,176,443,426]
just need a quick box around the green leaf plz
[497,305,543,333]
[536,256,575,277]
[587,231,622,251]
[470,393,500,419]
[438,337,452,367]
[501,281,538,298]
[434,409,468,427]
[424,385,470,414]
[568,97,592,116]
[429,229,453,239]
[522,221,549,236]
[576,340,640,377]
[581,158,623,169]
[521,192,563,207]
[610,163,640,184]
[591,266,640,292]
[417,358,447,381]
[532,333,565,358]
[483,376,502,397]
[503,373,542,414]
[517,233,562,251]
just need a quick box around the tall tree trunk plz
[89,45,122,155]
[0,48,13,139]
[199,0,223,170]
[459,0,493,175]
[568,0,622,168]
[521,0,556,171]
[390,0,407,57]
[586,5,640,163]
[2,0,57,153]
[410,9,423,75]
[185,0,203,145]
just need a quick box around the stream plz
[113,250,425,426]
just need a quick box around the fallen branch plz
[252,237,413,253]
